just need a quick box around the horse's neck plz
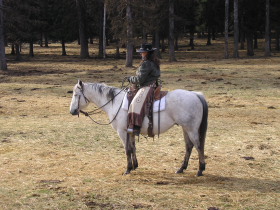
[84,83,123,112]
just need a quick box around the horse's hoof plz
[123,170,131,175]
[133,164,138,170]
[197,171,204,176]
[176,169,184,174]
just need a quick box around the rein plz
[79,80,129,126]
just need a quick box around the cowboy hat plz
[136,43,157,53]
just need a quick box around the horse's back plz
[166,89,205,106]
[164,89,205,126]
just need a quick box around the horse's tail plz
[195,93,208,146]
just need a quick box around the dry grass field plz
[0,38,279,210]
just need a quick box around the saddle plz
[148,86,167,137]
[127,85,167,102]
[154,86,168,101]
[127,85,168,138]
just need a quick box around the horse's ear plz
[78,80,83,89]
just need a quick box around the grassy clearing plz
[0,38,280,210]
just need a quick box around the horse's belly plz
[140,113,175,135]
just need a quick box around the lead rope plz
[80,97,124,125]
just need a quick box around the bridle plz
[76,86,90,117]
[76,81,129,125]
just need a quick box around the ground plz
[0,38,279,210]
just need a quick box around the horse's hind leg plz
[188,130,206,176]
[176,129,194,174]
[196,141,206,177]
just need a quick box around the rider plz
[127,43,161,135]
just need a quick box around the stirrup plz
[127,128,140,136]
[127,128,134,134]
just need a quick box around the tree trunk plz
[246,32,254,56]
[142,0,147,43]
[175,36,178,51]
[240,6,245,50]
[161,38,166,53]
[62,38,67,56]
[212,28,216,40]
[103,2,106,59]
[0,0,7,70]
[240,32,245,50]
[155,29,161,58]
[276,30,280,51]
[224,0,229,59]
[76,0,89,58]
[264,0,270,57]
[254,33,258,49]
[126,0,133,67]
[115,44,120,59]
[44,33,49,47]
[15,43,22,61]
[189,29,195,50]
[233,0,239,58]
[11,44,15,55]
[207,26,211,45]
[98,0,103,58]
[168,0,176,62]
[40,33,43,47]
[29,39,34,57]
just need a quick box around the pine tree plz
[49,0,78,56]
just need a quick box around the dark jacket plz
[129,60,160,87]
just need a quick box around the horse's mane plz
[88,83,119,102]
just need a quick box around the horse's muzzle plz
[70,109,79,116]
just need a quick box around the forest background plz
[0,0,280,68]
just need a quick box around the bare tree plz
[168,0,176,62]
[233,0,239,58]
[126,0,133,67]
[0,0,7,70]
[265,0,271,57]
[224,0,229,59]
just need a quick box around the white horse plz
[70,80,208,175]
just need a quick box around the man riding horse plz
[127,43,161,136]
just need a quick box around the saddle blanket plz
[122,93,166,113]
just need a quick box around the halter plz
[76,86,90,117]
[77,82,129,125]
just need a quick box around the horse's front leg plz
[130,134,138,170]
[117,129,138,174]
[124,133,134,174]
[124,133,139,174]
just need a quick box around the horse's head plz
[70,80,89,115]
